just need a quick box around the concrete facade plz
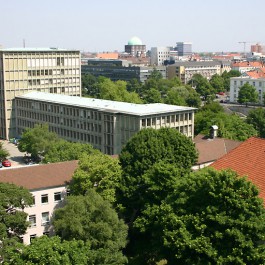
[230,77,265,103]
[0,48,81,139]
[150,47,170,66]
[15,92,196,155]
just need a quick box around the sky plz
[1,0,264,53]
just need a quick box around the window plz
[41,212,50,225]
[54,192,62,202]
[41,194,48,204]
[29,215,36,228]
[30,234,36,243]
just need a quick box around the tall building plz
[124,36,146,57]
[150,47,171,66]
[0,48,81,139]
[176,42,192,56]
[15,92,196,155]
[251,43,265,54]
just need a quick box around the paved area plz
[1,140,26,168]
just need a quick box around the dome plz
[128,36,143,46]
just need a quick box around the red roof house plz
[211,137,265,205]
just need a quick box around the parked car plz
[2,160,11,167]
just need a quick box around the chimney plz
[209,125,218,139]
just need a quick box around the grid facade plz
[0,48,81,139]
[15,94,195,155]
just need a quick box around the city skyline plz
[1,0,264,53]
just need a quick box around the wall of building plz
[150,47,170,66]
[24,185,68,245]
[0,49,81,139]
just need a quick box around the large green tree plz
[135,168,265,264]
[18,124,59,160]
[69,152,122,203]
[43,140,95,163]
[210,74,225,92]
[246,107,265,138]
[238,83,258,106]
[53,190,128,264]
[0,183,33,262]
[222,70,241,91]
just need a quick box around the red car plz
[2,160,11,167]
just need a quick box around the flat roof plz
[17,92,196,116]
[0,47,79,52]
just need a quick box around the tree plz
[43,140,95,163]
[210,74,225,92]
[135,168,265,264]
[222,70,241,91]
[0,183,33,262]
[163,89,186,106]
[246,108,265,138]
[53,190,128,264]
[69,152,122,203]
[238,83,258,106]
[81,73,98,97]
[0,142,9,161]
[143,88,162,103]
[18,124,59,160]
[188,74,215,100]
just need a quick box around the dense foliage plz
[70,152,122,203]
[135,168,265,264]
[246,107,265,138]
[0,183,33,262]
[53,190,128,264]
[0,142,9,161]
[238,83,259,106]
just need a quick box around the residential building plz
[230,76,265,103]
[167,61,222,84]
[251,43,265,54]
[15,91,196,155]
[0,48,81,140]
[193,133,241,170]
[124,36,146,57]
[176,42,192,56]
[211,137,265,206]
[0,160,79,244]
[231,61,263,73]
[150,47,170,66]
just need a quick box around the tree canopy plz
[69,152,122,203]
[134,168,265,264]
[238,83,259,106]
[53,190,128,264]
[18,124,59,159]
[0,142,9,161]
[0,183,33,262]
[246,107,265,138]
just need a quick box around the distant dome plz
[128,36,143,45]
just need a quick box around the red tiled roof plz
[245,69,265,79]
[0,160,78,190]
[211,137,265,204]
[232,61,263,68]
[194,134,241,165]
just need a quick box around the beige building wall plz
[0,48,81,139]
[15,94,195,155]
[24,186,68,245]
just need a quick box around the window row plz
[32,192,62,206]
[29,212,50,228]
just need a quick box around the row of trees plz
[4,126,265,264]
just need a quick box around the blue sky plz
[1,0,264,53]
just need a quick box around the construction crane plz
[238,41,259,56]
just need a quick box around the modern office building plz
[125,36,146,57]
[0,160,78,245]
[176,42,192,56]
[230,76,265,103]
[150,47,171,66]
[81,60,167,83]
[167,61,222,84]
[15,92,196,155]
[0,48,81,139]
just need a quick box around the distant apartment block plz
[0,48,81,139]
[15,92,196,155]
[0,160,78,245]
[150,47,171,66]
[230,76,265,103]
[81,59,167,83]
[167,61,222,84]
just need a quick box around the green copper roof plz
[128,36,143,46]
